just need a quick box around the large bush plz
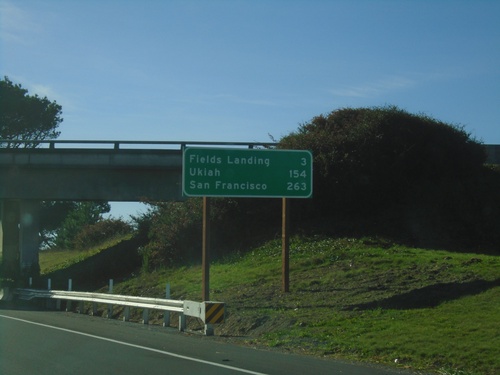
[136,197,282,270]
[280,106,485,214]
[73,219,132,250]
[137,199,204,270]
[54,202,111,249]
[279,106,498,251]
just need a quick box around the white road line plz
[0,314,268,375]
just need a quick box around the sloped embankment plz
[37,237,142,290]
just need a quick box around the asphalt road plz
[0,304,423,375]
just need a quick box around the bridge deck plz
[0,147,184,201]
[0,141,498,201]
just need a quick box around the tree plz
[137,199,204,269]
[279,105,486,216]
[278,106,499,251]
[40,201,78,248]
[0,76,62,147]
[54,202,111,250]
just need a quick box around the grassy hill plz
[38,235,500,375]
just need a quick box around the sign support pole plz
[183,148,312,298]
[202,196,211,301]
[282,197,290,293]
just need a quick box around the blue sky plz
[1,0,499,217]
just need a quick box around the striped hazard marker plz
[204,302,225,324]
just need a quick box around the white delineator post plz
[163,283,171,327]
[107,279,113,318]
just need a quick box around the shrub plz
[136,197,283,270]
[73,219,132,250]
[278,105,498,252]
[279,105,485,216]
[54,202,111,249]
[137,199,204,270]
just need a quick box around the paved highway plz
[0,305,423,375]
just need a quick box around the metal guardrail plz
[0,139,277,150]
[2,139,498,162]
[13,288,224,336]
[15,289,183,310]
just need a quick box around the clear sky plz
[1,0,499,217]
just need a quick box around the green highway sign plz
[182,147,313,198]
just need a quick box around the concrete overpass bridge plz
[0,140,273,280]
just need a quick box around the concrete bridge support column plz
[0,200,20,280]
[0,200,40,281]
[19,200,40,278]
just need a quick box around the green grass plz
[39,234,133,275]
[49,236,500,374]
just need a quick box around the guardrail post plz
[66,279,72,312]
[123,307,130,322]
[179,314,186,331]
[142,308,149,324]
[107,279,113,318]
[205,324,214,336]
[163,283,171,327]
[46,278,56,310]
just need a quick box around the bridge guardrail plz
[13,288,224,336]
[0,139,277,150]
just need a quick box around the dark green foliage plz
[279,105,485,215]
[73,219,132,250]
[279,106,498,252]
[39,201,78,248]
[0,76,62,147]
[137,199,204,270]
[54,202,111,249]
[136,197,282,270]
[210,197,282,252]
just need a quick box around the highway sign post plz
[182,147,313,299]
